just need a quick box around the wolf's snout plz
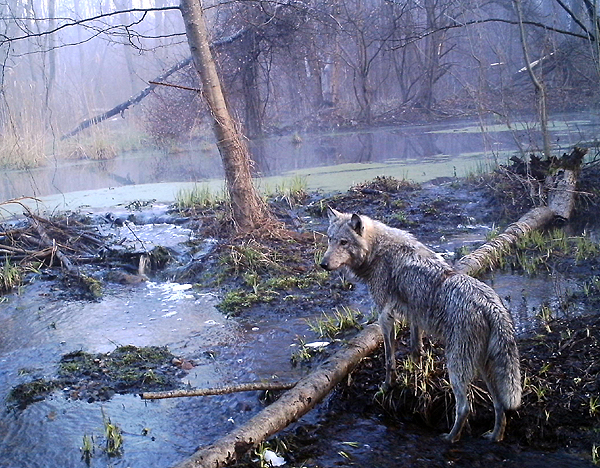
[319,260,330,271]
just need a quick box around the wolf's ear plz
[326,206,341,222]
[350,213,364,236]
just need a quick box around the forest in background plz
[0,0,599,169]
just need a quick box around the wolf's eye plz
[340,239,348,246]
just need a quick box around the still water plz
[1,112,598,213]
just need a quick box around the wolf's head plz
[320,207,371,271]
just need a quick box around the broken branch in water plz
[141,381,297,400]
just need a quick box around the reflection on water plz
[436,230,586,336]
[2,112,598,202]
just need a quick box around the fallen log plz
[172,324,383,468]
[171,148,584,468]
[455,146,586,275]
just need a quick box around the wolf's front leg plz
[410,323,423,359]
[378,304,397,389]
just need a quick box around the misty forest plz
[1,0,600,468]
[1,0,599,171]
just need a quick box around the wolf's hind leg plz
[486,402,507,442]
[443,361,472,443]
[481,375,507,442]
[378,304,397,389]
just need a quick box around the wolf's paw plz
[482,431,503,443]
[441,433,460,443]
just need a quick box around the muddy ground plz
[186,164,600,468]
[5,158,600,467]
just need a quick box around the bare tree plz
[514,0,551,159]
[179,0,274,232]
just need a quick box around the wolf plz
[320,207,521,442]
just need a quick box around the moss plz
[220,288,278,314]
[219,270,330,313]
[10,346,182,409]
[81,275,103,299]
[9,378,62,408]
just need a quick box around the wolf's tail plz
[486,303,522,410]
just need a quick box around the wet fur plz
[320,208,522,442]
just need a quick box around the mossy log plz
[455,146,585,275]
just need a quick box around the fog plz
[0,0,598,196]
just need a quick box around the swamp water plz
[1,113,599,467]
[0,219,591,468]
[1,112,598,216]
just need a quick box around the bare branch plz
[0,6,180,46]
[389,17,595,51]
[141,381,296,399]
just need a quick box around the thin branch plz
[0,6,181,45]
[142,381,297,400]
[553,0,593,39]
[389,17,594,51]
[148,81,201,93]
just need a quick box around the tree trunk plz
[179,0,273,232]
[44,0,56,126]
[514,0,551,159]
[170,149,583,468]
[241,29,263,139]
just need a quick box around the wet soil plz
[177,167,600,467]
[9,345,186,408]
[4,159,600,466]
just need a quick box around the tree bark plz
[179,0,273,232]
[171,149,583,468]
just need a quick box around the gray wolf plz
[320,207,521,442]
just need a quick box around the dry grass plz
[0,125,46,169]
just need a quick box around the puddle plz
[436,228,586,336]
[488,272,582,335]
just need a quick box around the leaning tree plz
[179,0,275,232]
